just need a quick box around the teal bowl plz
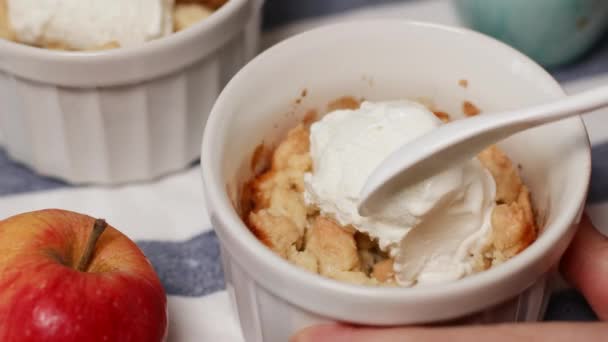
[454,0,608,67]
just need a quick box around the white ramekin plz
[0,0,262,184]
[202,21,591,341]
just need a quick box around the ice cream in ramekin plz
[243,97,537,288]
[0,0,227,50]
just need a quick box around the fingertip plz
[562,214,592,275]
[562,213,607,274]
[577,213,598,238]
[561,213,608,320]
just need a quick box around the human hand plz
[291,215,608,342]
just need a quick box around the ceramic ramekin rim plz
[202,20,591,317]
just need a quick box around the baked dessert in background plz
[0,0,227,51]
[243,97,537,287]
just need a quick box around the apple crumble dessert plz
[0,0,227,51]
[242,97,537,286]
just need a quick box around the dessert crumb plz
[459,79,469,88]
[463,101,481,116]
[295,89,308,105]
[433,111,450,123]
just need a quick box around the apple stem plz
[77,219,107,272]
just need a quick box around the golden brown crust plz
[271,124,311,171]
[178,0,228,10]
[250,143,270,174]
[305,217,361,276]
[372,259,395,282]
[44,40,120,51]
[331,270,378,285]
[247,124,312,234]
[174,3,213,32]
[0,0,14,42]
[245,123,314,257]
[266,184,308,233]
[243,99,537,286]
[489,186,537,263]
[248,209,301,258]
[478,145,523,204]
[287,246,318,274]
[326,96,361,112]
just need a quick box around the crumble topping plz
[243,97,537,285]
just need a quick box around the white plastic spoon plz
[358,84,608,216]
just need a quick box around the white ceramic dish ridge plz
[0,0,263,184]
[202,20,591,342]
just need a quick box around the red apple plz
[0,209,167,342]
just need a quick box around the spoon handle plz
[358,84,608,216]
[508,83,608,125]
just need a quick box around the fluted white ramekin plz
[0,0,262,184]
[202,21,591,341]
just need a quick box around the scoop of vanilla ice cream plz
[7,0,174,49]
[304,101,496,286]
